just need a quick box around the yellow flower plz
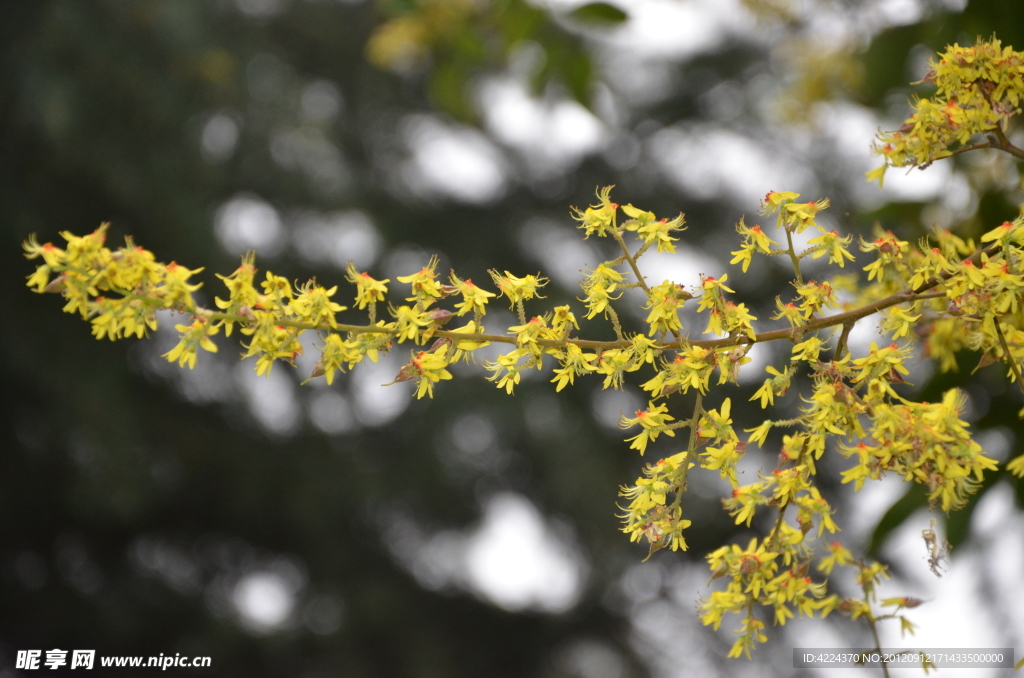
[390,305,431,342]
[571,185,617,238]
[550,343,596,391]
[446,320,490,362]
[410,345,453,398]
[806,230,855,267]
[489,269,548,308]
[345,263,389,309]
[397,255,443,303]
[164,318,220,369]
[751,366,789,408]
[289,282,347,328]
[760,190,800,214]
[448,273,495,317]
[620,401,676,455]
[1008,453,1024,478]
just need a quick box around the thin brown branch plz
[989,125,1024,160]
[612,228,654,298]
[182,244,999,355]
[666,394,704,517]
[611,225,684,341]
[833,322,854,361]
[992,317,1024,398]
[784,227,804,286]
[685,392,704,454]
[865,613,891,678]
[674,392,704,502]
[944,140,992,159]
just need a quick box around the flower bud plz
[392,362,418,383]
[44,274,66,293]
[427,308,453,324]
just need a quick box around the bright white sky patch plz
[235,363,301,436]
[215,193,286,257]
[738,341,773,384]
[974,427,1014,464]
[480,77,605,176]
[233,572,296,631]
[201,112,240,163]
[880,160,961,202]
[632,563,720,677]
[618,244,719,327]
[817,102,977,214]
[877,511,1009,663]
[464,493,584,613]
[230,556,308,635]
[651,126,815,206]
[292,209,382,270]
[383,493,586,614]
[401,116,507,204]
[821,481,1024,669]
[629,243,717,292]
[518,218,604,291]
[874,0,925,26]
[309,390,357,436]
[591,388,643,432]
[844,316,888,360]
[349,351,412,427]
[595,0,758,60]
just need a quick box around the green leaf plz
[568,3,628,24]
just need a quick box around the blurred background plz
[2,0,1023,676]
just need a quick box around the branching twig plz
[674,392,704,504]
[185,242,1000,354]
[865,613,891,678]
[992,317,1024,398]
[833,322,854,362]
[989,123,1024,160]
[611,221,685,342]
[784,227,804,286]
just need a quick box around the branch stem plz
[865,613,891,678]
[990,125,1024,160]
[168,242,995,351]
[784,227,804,286]
[612,225,684,341]
[993,317,1024,397]
[673,392,704,506]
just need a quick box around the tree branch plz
[184,243,1000,356]
[992,317,1024,398]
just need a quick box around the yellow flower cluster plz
[840,388,998,511]
[618,451,694,555]
[869,36,1024,184]
[701,536,834,658]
